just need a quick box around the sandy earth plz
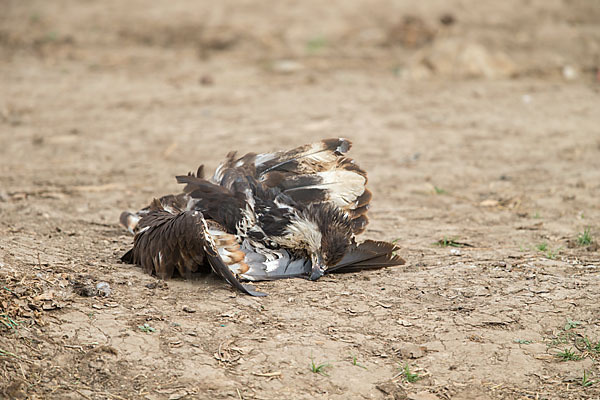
[1,1,600,399]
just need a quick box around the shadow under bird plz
[120,138,405,296]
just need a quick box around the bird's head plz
[300,203,353,280]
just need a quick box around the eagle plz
[120,138,405,296]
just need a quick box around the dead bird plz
[120,138,405,296]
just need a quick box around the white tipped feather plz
[212,162,226,183]
[336,138,349,153]
[254,153,276,167]
[303,142,340,164]
[237,244,312,281]
[162,205,177,214]
[315,170,366,208]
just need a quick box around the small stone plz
[96,282,111,297]
[562,65,578,81]
[439,13,456,26]
[182,306,196,313]
[479,199,499,207]
[450,248,461,256]
[271,60,304,74]
[168,391,188,400]
[397,343,424,359]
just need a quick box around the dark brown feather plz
[355,188,372,208]
[121,202,265,296]
[327,240,405,273]
[175,174,245,233]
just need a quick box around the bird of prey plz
[120,138,405,296]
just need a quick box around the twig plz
[251,371,282,377]
[64,345,84,352]
[75,389,92,400]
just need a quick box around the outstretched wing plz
[236,138,371,235]
[121,200,266,296]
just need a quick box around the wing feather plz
[253,139,371,234]
[120,201,266,296]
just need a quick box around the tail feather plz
[120,248,134,263]
[327,240,405,274]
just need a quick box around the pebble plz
[562,65,578,81]
[271,60,304,74]
[96,282,111,297]
[396,343,424,359]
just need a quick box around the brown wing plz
[121,200,266,296]
[218,138,371,235]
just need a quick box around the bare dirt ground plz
[1,1,600,399]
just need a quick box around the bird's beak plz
[310,253,325,281]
